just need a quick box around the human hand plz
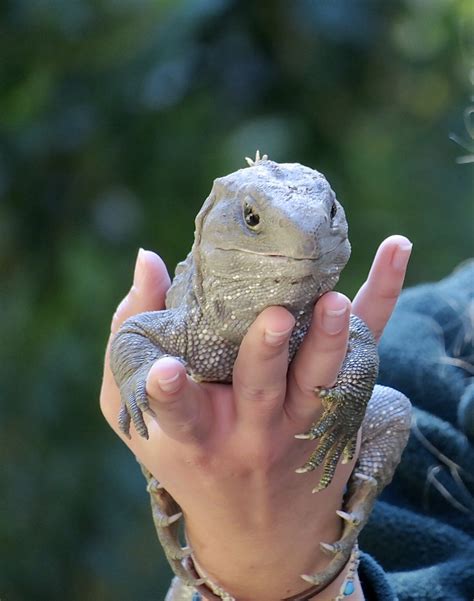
[100,235,412,600]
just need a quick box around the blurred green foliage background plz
[1,1,473,600]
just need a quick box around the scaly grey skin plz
[110,155,412,596]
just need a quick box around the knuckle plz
[377,283,401,302]
[236,380,283,405]
[291,370,319,397]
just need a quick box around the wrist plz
[181,459,357,599]
[184,498,347,599]
[187,544,364,601]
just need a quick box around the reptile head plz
[192,159,351,339]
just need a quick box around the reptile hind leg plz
[300,385,411,588]
[302,472,378,589]
[140,464,205,587]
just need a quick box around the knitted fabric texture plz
[360,260,474,601]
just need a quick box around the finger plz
[100,249,171,438]
[233,306,295,428]
[144,356,210,443]
[286,292,351,423]
[352,235,412,342]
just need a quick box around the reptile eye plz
[244,202,260,229]
[330,200,337,221]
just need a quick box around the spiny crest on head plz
[245,150,268,166]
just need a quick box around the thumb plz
[100,248,170,438]
[111,248,171,334]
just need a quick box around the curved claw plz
[295,465,313,474]
[146,478,164,494]
[320,541,339,554]
[336,510,360,526]
[155,511,183,528]
[294,432,314,440]
[353,471,373,482]
[301,573,321,585]
[314,386,330,398]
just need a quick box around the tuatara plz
[110,154,411,600]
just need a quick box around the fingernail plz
[391,241,412,271]
[264,325,294,346]
[133,248,146,289]
[321,301,348,335]
[157,371,181,393]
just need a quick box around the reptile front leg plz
[300,385,412,587]
[110,309,185,438]
[295,315,379,492]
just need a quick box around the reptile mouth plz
[215,239,346,261]
[215,247,319,261]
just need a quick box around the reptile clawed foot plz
[118,370,155,439]
[295,428,357,492]
[294,382,362,491]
